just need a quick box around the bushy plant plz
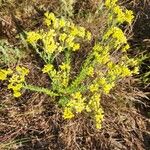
[0,0,139,129]
[0,39,21,66]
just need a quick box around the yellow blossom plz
[45,12,56,22]
[27,32,41,44]
[13,91,21,98]
[86,31,92,40]
[16,66,29,76]
[105,0,118,8]
[103,83,114,94]
[89,84,99,92]
[63,107,74,119]
[66,36,75,48]
[72,92,82,99]
[78,27,86,38]
[42,64,53,73]
[121,66,132,77]
[59,18,66,27]
[132,66,139,74]
[0,68,13,81]
[87,67,94,77]
[95,108,104,129]
[93,44,103,52]
[113,5,125,23]
[72,43,80,51]
[125,10,134,25]
[59,33,67,42]
[60,63,71,71]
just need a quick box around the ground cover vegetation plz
[0,0,149,149]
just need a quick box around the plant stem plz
[23,84,58,96]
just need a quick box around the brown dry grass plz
[0,0,150,149]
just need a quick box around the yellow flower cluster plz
[42,63,71,89]
[42,64,54,73]
[105,0,118,8]
[8,66,29,97]
[103,27,127,49]
[105,0,134,25]
[63,92,85,119]
[60,63,71,71]
[86,93,104,129]
[0,68,13,81]
[27,32,42,44]
[59,63,71,88]
[87,66,94,77]
[113,6,134,24]
[26,12,92,55]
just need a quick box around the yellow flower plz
[63,107,74,119]
[27,32,41,44]
[0,72,7,80]
[78,27,86,38]
[9,74,24,83]
[74,101,85,113]
[95,108,104,129]
[113,5,125,23]
[70,26,79,36]
[44,18,51,26]
[59,18,66,27]
[53,18,59,29]
[66,92,85,113]
[125,10,134,25]
[0,68,13,81]
[122,44,130,52]
[103,83,114,94]
[72,43,80,51]
[45,42,58,53]
[105,0,118,8]
[86,31,92,40]
[58,46,63,52]
[93,44,103,52]
[59,33,67,42]
[107,61,114,69]
[13,91,21,98]
[72,92,82,99]
[60,63,71,71]
[8,83,23,91]
[46,29,56,37]
[89,84,99,92]
[66,36,75,48]
[132,66,139,74]
[103,27,127,46]
[45,12,56,22]
[16,66,29,76]
[98,78,106,86]
[87,67,94,77]
[42,64,53,73]
[121,66,132,77]
[86,93,101,115]
[112,27,127,45]
[62,78,68,87]
[7,66,28,98]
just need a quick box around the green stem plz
[23,84,59,96]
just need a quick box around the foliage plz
[0,39,21,66]
[139,53,150,85]
[0,0,138,129]
[60,0,76,17]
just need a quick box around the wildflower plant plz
[0,0,138,129]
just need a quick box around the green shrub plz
[0,39,21,66]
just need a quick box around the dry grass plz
[0,0,150,149]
